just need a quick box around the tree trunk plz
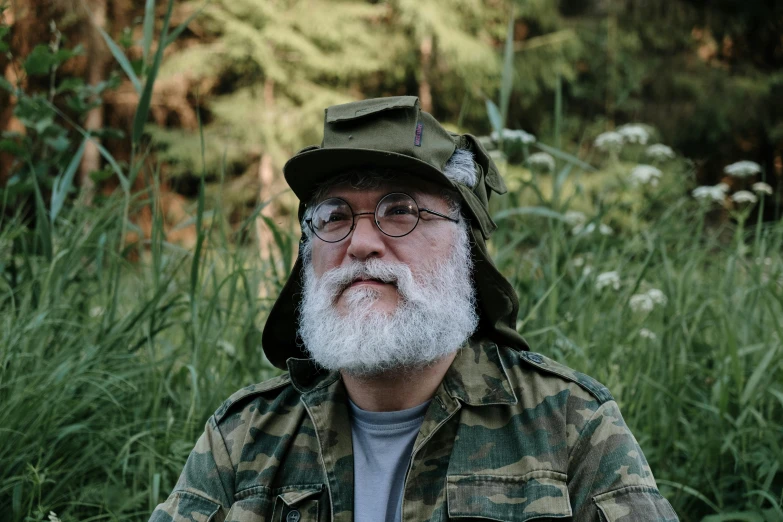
[419,35,433,113]
[80,0,109,204]
[256,78,276,262]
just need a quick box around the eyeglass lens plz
[310,193,420,242]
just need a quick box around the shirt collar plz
[286,337,517,406]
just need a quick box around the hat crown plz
[321,96,456,176]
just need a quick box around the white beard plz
[297,223,478,377]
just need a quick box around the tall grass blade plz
[534,141,596,172]
[142,0,156,69]
[30,163,52,261]
[740,346,777,405]
[96,26,142,94]
[42,100,130,191]
[51,136,87,222]
[499,10,515,129]
[554,73,562,149]
[485,99,502,135]
[493,206,566,222]
[133,0,175,146]
[164,2,208,48]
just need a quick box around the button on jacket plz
[150,339,679,521]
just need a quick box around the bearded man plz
[150,96,678,522]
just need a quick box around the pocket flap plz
[447,472,572,521]
[593,486,678,521]
[326,96,418,123]
[276,485,323,507]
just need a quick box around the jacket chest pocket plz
[227,485,324,522]
[447,472,572,521]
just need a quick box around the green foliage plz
[0,185,284,521]
[22,44,83,77]
[0,21,118,209]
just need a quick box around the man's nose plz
[346,214,386,261]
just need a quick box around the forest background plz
[1,0,782,521]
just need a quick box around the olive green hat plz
[262,96,529,370]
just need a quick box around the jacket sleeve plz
[567,399,679,522]
[149,415,234,522]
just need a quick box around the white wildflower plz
[724,160,762,178]
[572,222,613,236]
[528,152,556,172]
[646,288,668,306]
[564,210,587,226]
[639,328,657,340]
[645,144,675,161]
[89,306,104,318]
[572,223,590,235]
[752,182,773,195]
[630,164,663,187]
[513,129,537,144]
[583,265,593,276]
[596,271,621,291]
[49,513,62,522]
[217,340,236,357]
[492,128,536,144]
[572,256,585,268]
[617,123,651,145]
[731,190,758,204]
[716,182,730,193]
[629,294,655,313]
[692,185,726,202]
[594,131,624,152]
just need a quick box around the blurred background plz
[1,1,781,521]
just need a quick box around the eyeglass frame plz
[305,192,460,243]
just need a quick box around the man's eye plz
[325,212,349,223]
[388,205,415,215]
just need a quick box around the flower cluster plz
[573,222,614,237]
[564,210,586,226]
[528,152,556,172]
[639,328,657,340]
[752,182,773,195]
[596,271,621,291]
[630,164,663,187]
[645,144,676,162]
[724,160,761,178]
[731,190,757,204]
[491,128,536,144]
[629,288,668,314]
[617,123,651,145]
[594,131,624,152]
[692,184,729,202]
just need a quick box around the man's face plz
[298,174,479,376]
[310,177,458,316]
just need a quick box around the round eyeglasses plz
[305,192,459,243]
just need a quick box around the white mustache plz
[316,259,415,299]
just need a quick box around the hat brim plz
[284,147,457,204]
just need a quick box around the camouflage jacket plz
[150,339,679,522]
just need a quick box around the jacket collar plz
[441,337,517,406]
[286,337,517,406]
